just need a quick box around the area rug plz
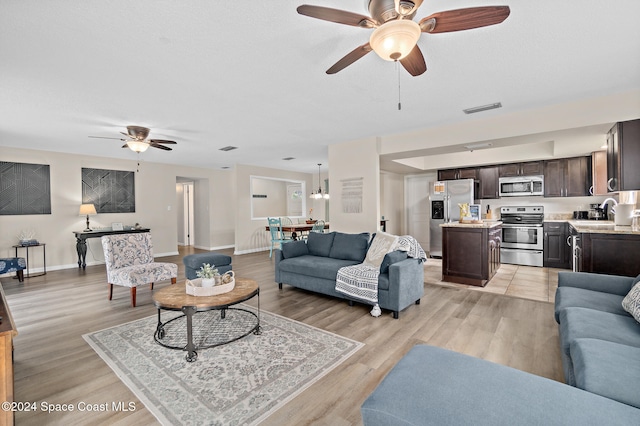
[83,307,363,425]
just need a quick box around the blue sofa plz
[554,271,640,408]
[274,231,424,319]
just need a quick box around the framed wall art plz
[0,161,52,215]
[82,168,135,213]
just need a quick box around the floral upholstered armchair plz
[101,232,177,307]
[0,257,26,282]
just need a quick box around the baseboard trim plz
[234,246,270,255]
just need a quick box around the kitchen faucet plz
[600,198,617,209]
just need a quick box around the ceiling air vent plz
[282,157,295,161]
[219,146,237,152]
[463,102,502,114]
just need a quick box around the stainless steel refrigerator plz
[428,179,475,257]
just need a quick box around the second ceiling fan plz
[297,0,511,76]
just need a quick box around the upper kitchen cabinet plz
[607,119,640,191]
[498,161,543,177]
[438,167,477,181]
[544,156,592,197]
[591,150,608,196]
[478,166,499,199]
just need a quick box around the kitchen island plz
[568,220,640,276]
[441,221,502,286]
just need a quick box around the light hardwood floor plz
[3,248,564,425]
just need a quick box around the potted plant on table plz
[196,263,219,288]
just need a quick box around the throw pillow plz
[364,231,398,268]
[329,232,370,262]
[307,232,335,257]
[281,240,309,259]
[622,276,640,323]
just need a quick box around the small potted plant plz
[196,263,219,288]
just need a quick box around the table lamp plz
[79,204,97,232]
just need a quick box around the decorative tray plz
[186,276,235,297]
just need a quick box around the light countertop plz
[568,220,640,235]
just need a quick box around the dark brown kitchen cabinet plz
[607,119,640,191]
[499,161,543,177]
[578,232,640,277]
[478,166,499,199]
[442,225,502,287]
[544,156,591,197]
[438,167,477,181]
[543,222,570,269]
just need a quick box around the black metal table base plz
[154,306,261,362]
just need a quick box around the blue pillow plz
[329,232,370,262]
[307,232,335,257]
[380,250,409,274]
[281,240,309,259]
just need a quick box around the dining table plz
[265,222,330,240]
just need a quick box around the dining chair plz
[268,217,292,258]
[311,219,325,234]
[280,216,295,240]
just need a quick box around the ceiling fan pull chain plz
[396,61,402,111]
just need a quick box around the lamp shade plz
[79,203,97,215]
[369,19,421,61]
[126,140,150,153]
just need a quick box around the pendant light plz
[310,163,329,200]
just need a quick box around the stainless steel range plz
[500,206,544,267]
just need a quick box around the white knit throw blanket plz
[335,235,426,305]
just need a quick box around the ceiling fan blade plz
[149,142,172,151]
[420,6,510,34]
[89,136,126,141]
[297,5,377,28]
[326,43,373,74]
[395,0,423,17]
[400,45,427,76]
[148,139,177,144]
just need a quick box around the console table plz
[13,243,46,278]
[73,228,150,269]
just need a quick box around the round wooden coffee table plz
[152,278,260,362]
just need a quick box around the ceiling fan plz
[297,0,511,76]
[89,125,177,153]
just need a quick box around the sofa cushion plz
[363,231,398,268]
[380,251,408,275]
[307,232,336,257]
[622,277,640,323]
[559,307,640,385]
[281,240,309,259]
[554,286,627,323]
[329,232,370,262]
[571,338,640,409]
[278,255,359,281]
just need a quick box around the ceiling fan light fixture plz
[369,19,420,61]
[126,140,150,153]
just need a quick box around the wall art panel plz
[82,168,135,213]
[0,161,52,215]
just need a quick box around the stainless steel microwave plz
[498,175,544,197]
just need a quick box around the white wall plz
[0,147,235,272]
[328,137,380,234]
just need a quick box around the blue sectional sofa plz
[554,271,640,408]
[361,272,640,424]
[274,231,424,318]
[361,345,640,425]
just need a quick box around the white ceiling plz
[1,0,639,174]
